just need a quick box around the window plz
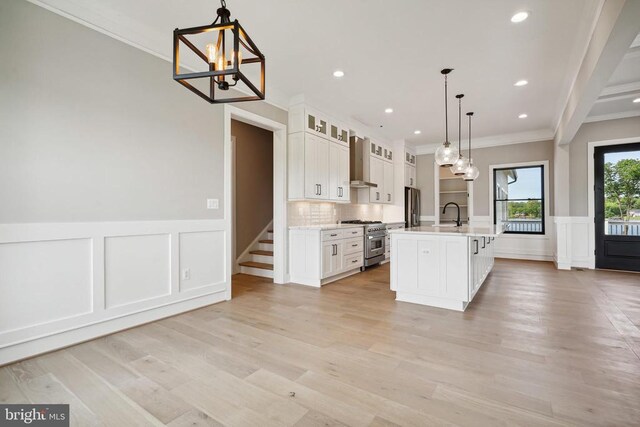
[493,165,545,234]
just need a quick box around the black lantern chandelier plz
[173,0,265,103]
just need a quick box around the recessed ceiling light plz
[511,11,529,23]
[633,97,640,103]
[333,70,344,78]
[414,130,422,135]
[385,108,394,113]
[514,80,528,87]
[519,113,528,119]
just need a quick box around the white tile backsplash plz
[288,201,389,226]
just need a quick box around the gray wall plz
[415,154,435,216]
[232,120,273,257]
[470,140,555,216]
[417,140,555,217]
[569,117,640,216]
[0,0,286,223]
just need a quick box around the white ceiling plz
[34,0,603,144]
[587,34,640,123]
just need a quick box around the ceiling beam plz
[554,0,640,146]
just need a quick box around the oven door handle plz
[367,235,384,239]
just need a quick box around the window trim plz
[490,161,549,236]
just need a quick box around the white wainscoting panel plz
[105,234,171,309]
[0,238,93,333]
[0,220,229,365]
[179,231,226,292]
[470,216,554,261]
[554,216,594,269]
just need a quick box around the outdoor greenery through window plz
[494,165,544,234]
[604,150,640,236]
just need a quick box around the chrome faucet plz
[442,202,462,227]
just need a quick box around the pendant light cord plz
[456,94,464,154]
[444,74,449,143]
[467,112,474,161]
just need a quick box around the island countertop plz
[389,225,502,237]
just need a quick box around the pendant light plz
[435,69,460,167]
[450,94,469,175]
[463,112,480,181]
[173,0,266,103]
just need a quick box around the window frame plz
[492,164,546,235]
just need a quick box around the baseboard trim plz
[0,290,226,366]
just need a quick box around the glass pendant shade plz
[435,142,459,167]
[450,156,470,175]
[463,162,480,181]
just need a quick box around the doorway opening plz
[594,142,640,272]
[231,120,274,279]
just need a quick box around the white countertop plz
[389,225,502,237]
[289,224,365,230]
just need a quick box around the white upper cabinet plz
[383,160,394,203]
[289,104,329,139]
[405,150,416,166]
[329,120,349,146]
[329,143,350,202]
[405,163,417,188]
[303,133,330,199]
[369,156,384,203]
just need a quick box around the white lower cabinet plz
[290,227,364,287]
[391,232,496,311]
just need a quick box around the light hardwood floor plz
[2,259,640,426]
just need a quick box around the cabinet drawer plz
[343,228,363,238]
[344,237,364,255]
[322,230,343,241]
[344,253,363,269]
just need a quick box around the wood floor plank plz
[1,260,639,426]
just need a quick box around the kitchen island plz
[389,225,502,311]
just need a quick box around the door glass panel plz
[307,114,316,131]
[331,125,338,139]
[603,150,640,236]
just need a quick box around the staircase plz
[238,226,274,279]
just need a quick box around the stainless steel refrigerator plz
[405,187,421,228]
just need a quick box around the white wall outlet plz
[181,268,191,280]
[207,199,219,209]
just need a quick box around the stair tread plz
[259,239,274,244]
[250,250,274,256]
[239,261,274,271]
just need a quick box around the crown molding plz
[26,0,290,112]
[584,110,640,123]
[414,129,554,155]
[599,81,640,98]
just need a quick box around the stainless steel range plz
[340,220,387,267]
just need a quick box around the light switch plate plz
[207,199,219,209]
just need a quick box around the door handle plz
[319,184,322,195]
[315,184,319,195]
[474,239,479,254]
[388,193,391,202]
[487,236,491,244]
[482,237,486,248]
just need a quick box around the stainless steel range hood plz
[349,136,378,188]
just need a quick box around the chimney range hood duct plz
[349,136,378,188]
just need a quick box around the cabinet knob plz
[421,249,430,254]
